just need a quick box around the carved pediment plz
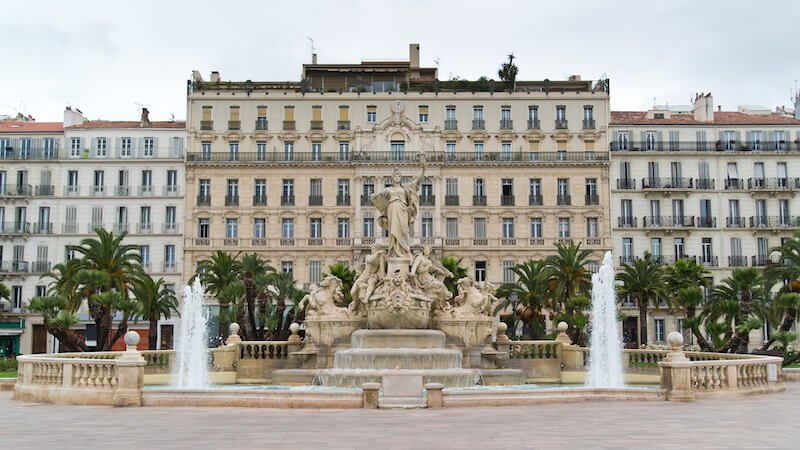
[523,131,545,142]
[495,130,518,141]
[467,130,490,142]
[304,131,329,141]
[250,133,272,141]
[278,131,300,141]
[223,132,244,141]
[438,129,463,141]
[550,131,573,141]
[578,130,601,141]
[334,130,354,141]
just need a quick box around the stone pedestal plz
[386,257,411,275]
[361,382,381,409]
[425,382,444,408]
[112,331,146,407]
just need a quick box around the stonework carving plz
[370,156,426,259]
[410,246,452,311]
[302,275,350,319]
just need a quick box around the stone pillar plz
[425,382,444,408]
[287,322,301,353]
[361,382,380,409]
[495,322,511,353]
[658,332,695,402]
[554,321,572,345]
[113,330,146,407]
[225,323,242,346]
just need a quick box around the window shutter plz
[284,106,294,121]
[312,106,322,121]
[339,106,349,121]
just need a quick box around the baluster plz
[690,367,698,388]
[711,366,720,389]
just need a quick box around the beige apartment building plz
[184,44,612,288]
[609,93,800,347]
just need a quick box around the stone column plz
[425,382,444,408]
[361,382,380,409]
[658,332,695,402]
[113,330,146,407]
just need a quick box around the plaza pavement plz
[0,384,797,449]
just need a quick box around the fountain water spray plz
[586,251,625,388]
[172,278,210,388]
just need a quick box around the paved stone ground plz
[1,385,797,449]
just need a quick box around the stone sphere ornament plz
[124,330,140,347]
[667,331,684,351]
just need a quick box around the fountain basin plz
[333,348,463,370]
[350,329,446,349]
[315,368,480,388]
[367,296,432,329]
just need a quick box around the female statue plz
[370,155,426,259]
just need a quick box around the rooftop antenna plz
[307,37,317,63]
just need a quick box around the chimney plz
[693,92,714,122]
[312,53,318,64]
[409,43,420,69]
[210,71,221,83]
[63,106,88,127]
[140,108,151,128]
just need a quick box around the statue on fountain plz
[349,243,386,315]
[301,275,350,319]
[411,245,453,312]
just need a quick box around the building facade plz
[184,44,613,290]
[609,93,800,347]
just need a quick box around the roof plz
[67,120,185,129]
[611,111,800,126]
[0,122,63,133]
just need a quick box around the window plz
[226,218,238,239]
[255,178,267,198]
[654,319,665,342]
[418,105,429,123]
[139,245,150,268]
[201,141,211,160]
[779,199,790,225]
[198,218,210,238]
[228,141,239,161]
[363,217,374,237]
[309,218,322,238]
[362,179,375,199]
[95,137,107,157]
[558,218,570,238]
[337,179,350,204]
[530,218,543,238]
[367,105,377,123]
[143,137,155,157]
[473,218,486,238]
[256,141,267,160]
[281,218,295,238]
[35,285,47,298]
[284,141,294,161]
[281,261,293,275]
[446,178,458,197]
[311,141,322,161]
[165,206,176,231]
[472,105,483,121]
[445,105,456,121]
[473,178,485,196]
[775,130,786,150]
[337,218,350,238]
[11,286,22,309]
[778,162,788,187]
[390,141,405,160]
[556,105,566,123]
[701,238,713,265]
[70,138,81,157]
[309,261,322,284]
[339,141,350,160]
[198,179,211,197]
[282,179,294,200]
[473,141,484,160]
[311,105,322,128]
[166,170,178,193]
[421,181,433,198]
[501,141,512,160]
[120,137,132,157]
[475,261,486,282]
[750,131,762,151]
[502,218,514,238]
[723,130,737,150]
[446,218,459,238]
[616,132,629,151]
[651,238,662,257]
[583,106,593,126]
[226,178,239,199]
[444,141,456,160]
[503,260,516,284]
[421,217,433,237]
[256,105,268,129]
[528,105,539,122]
[622,237,633,262]
[140,206,151,227]
[140,170,152,195]
[755,199,767,226]
[529,178,542,204]
[586,218,598,237]
[165,245,176,269]
[254,218,266,238]
[674,238,685,258]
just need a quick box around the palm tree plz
[240,253,274,340]
[762,233,800,350]
[0,282,9,302]
[673,287,713,351]
[196,251,242,339]
[707,268,766,353]
[546,241,593,312]
[132,276,179,349]
[43,259,86,313]
[266,272,303,339]
[664,259,712,350]
[495,260,551,338]
[325,262,356,306]
[26,296,86,352]
[616,255,667,347]
[441,256,468,298]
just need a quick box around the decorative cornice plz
[467,130,490,141]
[550,131,573,141]
[523,131,545,142]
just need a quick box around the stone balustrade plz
[508,341,560,359]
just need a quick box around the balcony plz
[420,195,436,206]
[64,185,80,196]
[0,184,32,197]
[555,119,568,129]
[194,238,210,246]
[163,223,179,234]
[197,195,211,206]
[307,238,323,246]
[308,195,323,206]
[642,215,695,228]
[115,185,130,196]
[255,119,268,131]
[617,216,637,228]
[472,119,485,130]
[444,119,458,130]
[585,194,599,205]
[1,222,30,235]
[610,141,800,152]
[137,222,152,234]
[728,255,748,267]
[361,195,372,206]
[527,119,540,130]
[747,178,800,192]
[62,223,79,234]
[228,120,241,131]
[472,195,487,206]
[619,255,636,265]
[556,194,571,206]
[164,185,180,196]
[310,120,324,131]
[336,238,352,246]
[696,217,716,228]
[725,178,744,190]
[251,238,267,247]
[726,217,746,228]
[251,195,267,206]
[582,119,595,129]
[163,261,178,273]
[283,120,296,131]
[31,261,51,273]
[500,195,515,206]
[88,222,103,232]
[337,121,351,131]
[698,256,719,267]
[112,223,128,233]
[501,238,517,246]
[0,261,28,273]
[225,195,240,206]
[35,185,54,196]
[499,119,513,129]
[750,216,800,229]
[616,179,635,190]
[223,238,239,246]
[138,185,154,196]
[528,195,543,206]
[281,195,295,206]
[641,177,693,189]
[336,194,351,206]
[695,178,715,190]
[280,238,295,246]
[445,195,459,206]
[32,222,52,234]
[200,121,213,131]
[752,255,781,267]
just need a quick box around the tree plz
[762,233,800,350]
[27,296,86,352]
[495,260,551,338]
[0,282,9,302]
[441,256,468,299]
[664,259,712,350]
[325,262,356,306]
[196,251,242,339]
[132,275,178,349]
[706,268,766,353]
[616,255,667,347]
[546,241,594,343]
[498,53,518,91]
[240,253,275,340]
[673,287,713,351]
[265,272,304,339]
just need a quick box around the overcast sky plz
[2,0,798,122]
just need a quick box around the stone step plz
[350,329,446,349]
[333,348,463,370]
[315,368,480,388]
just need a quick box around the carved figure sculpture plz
[370,155,426,258]
[302,275,347,319]
[350,244,386,314]
[452,277,494,319]
[410,245,453,310]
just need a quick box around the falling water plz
[172,278,209,388]
[586,251,625,388]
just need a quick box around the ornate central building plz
[183,44,612,287]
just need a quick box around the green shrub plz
[0,358,18,371]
